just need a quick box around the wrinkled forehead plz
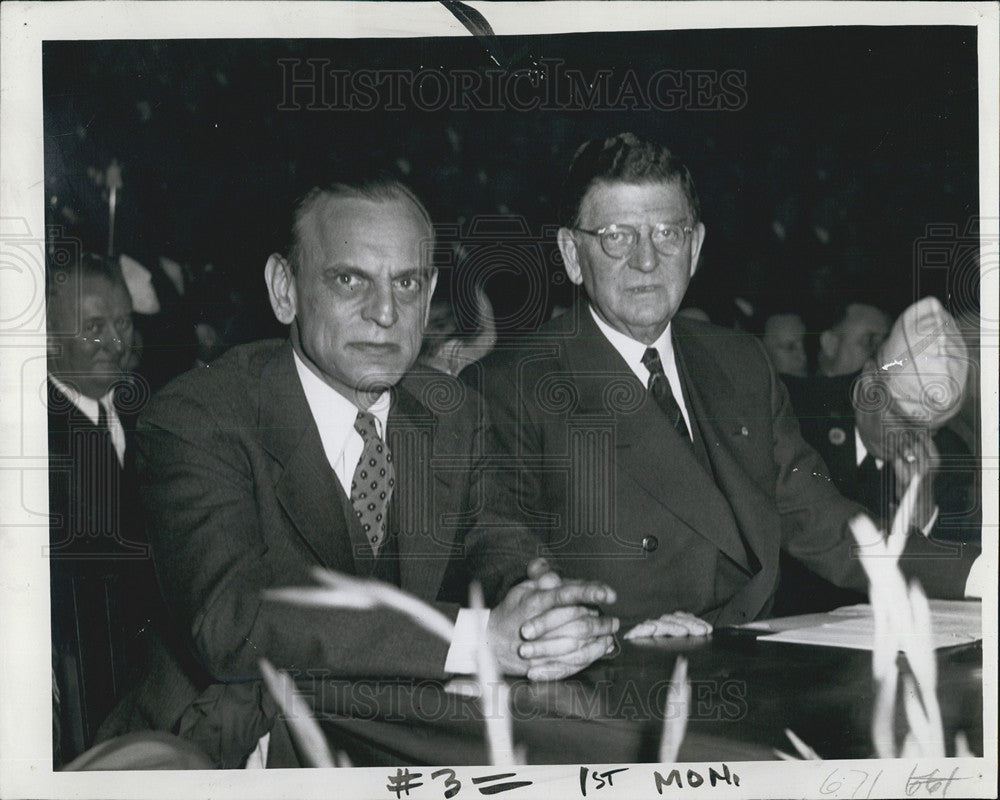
[578,178,694,223]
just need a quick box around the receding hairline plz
[289,182,434,273]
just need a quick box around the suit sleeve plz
[459,361,552,606]
[766,348,977,599]
[136,386,457,685]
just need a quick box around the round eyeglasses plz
[574,222,694,259]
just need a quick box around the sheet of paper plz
[752,600,982,651]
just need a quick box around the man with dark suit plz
[46,254,151,762]
[119,179,619,767]
[465,133,982,637]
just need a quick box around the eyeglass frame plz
[572,221,696,259]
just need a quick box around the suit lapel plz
[259,344,357,573]
[387,381,454,600]
[563,308,752,572]
[673,321,774,574]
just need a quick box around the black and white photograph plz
[1,3,997,798]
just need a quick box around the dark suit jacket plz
[47,379,147,564]
[465,303,977,630]
[109,340,494,766]
[48,379,153,759]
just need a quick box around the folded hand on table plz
[623,611,713,640]
[488,558,619,681]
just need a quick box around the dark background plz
[43,26,981,342]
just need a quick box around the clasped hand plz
[487,558,619,681]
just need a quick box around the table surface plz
[566,632,984,761]
[313,632,983,766]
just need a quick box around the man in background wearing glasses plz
[46,253,151,764]
[465,132,982,640]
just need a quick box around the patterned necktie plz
[351,410,395,553]
[641,347,692,443]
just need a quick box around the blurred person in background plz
[418,284,497,377]
[777,296,979,614]
[816,300,891,377]
[46,252,153,764]
[761,310,809,377]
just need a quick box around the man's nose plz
[363,283,398,328]
[629,230,659,273]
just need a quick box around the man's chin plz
[345,363,413,396]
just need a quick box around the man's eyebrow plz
[321,264,369,278]
[391,267,430,279]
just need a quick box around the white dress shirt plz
[48,375,126,466]
[854,428,881,469]
[588,305,693,437]
[293,350,391,496]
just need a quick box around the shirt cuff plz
[964,555,986,599]
[444,608,491,674]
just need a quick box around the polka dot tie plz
[351,410,395,553]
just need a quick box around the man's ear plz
[688,222,706,279]
[265,253,296,326]
[557,228,584,286]
[422,268,439,325]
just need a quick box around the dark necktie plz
[74,400,121,540]
[351,410,395,553]
[857,452,888,520]
[96,401,115,460]
[642,347,692,442]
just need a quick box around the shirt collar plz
[855,427,884,469]
[49,374,115,425]
[587,304,674,383]
[292,349,391,454]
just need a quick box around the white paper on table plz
[749,600,981,651]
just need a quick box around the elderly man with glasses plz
[46,253,151,763]
[465,133,983,639]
